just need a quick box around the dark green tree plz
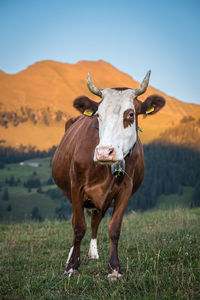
[46,176,54,185]
[191,181,200,207]
[24,175,41,189]
[0,161,4,169]
[37,186,43,193]
[8,175,16,186]
[7,204,12,212]
[55,205,72,220]
[2,188,9,201]
[31,206,43,222]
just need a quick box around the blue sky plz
[0,0,199,104]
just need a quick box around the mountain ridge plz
[0,59,200,150]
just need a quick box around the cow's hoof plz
[107,270,122,281]
[63,268,79,278]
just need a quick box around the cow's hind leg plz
[64,199,86,277]
[88,210,102,260]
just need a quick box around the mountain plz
[0,60,200,150]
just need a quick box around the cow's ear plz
[137,94,166,115]
[73,96,99,116]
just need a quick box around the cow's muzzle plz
[95,146,117,164]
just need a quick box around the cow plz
[52,71,165,280]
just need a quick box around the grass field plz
[0,157,62,222]
[0,208,199,299]
[0,157,51,182]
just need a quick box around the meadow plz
[0,208,199,299]
[0,157,71,222]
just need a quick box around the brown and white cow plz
[52,71,165,279]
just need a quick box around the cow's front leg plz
[64,196,86,277]
[88,210,103,260]
[108,186,132,280]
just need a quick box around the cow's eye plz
[129,112,134,118]
[95,113,99,118]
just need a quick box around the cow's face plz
[94,88,138,163]
[73,72,165,164]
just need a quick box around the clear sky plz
[0,0,199,104]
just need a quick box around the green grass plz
[0,209,200,299]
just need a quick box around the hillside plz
[153,117,200,151]
[0,60,200,150]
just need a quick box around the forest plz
[128,144,200,210]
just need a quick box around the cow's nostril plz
[108,148,114,155]
[95,146,116,161]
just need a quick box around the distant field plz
[156,186,193,210]
[0,157,65,222]
[0,156,51,181]
[0,209,199,299]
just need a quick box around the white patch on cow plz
[107,269,122,281]
[113,104,121,114]
[88,239,99,259]
[66,246,74,265]
[94,88,137,161]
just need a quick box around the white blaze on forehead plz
[113,104,121,114]
[95,88,137,161]
[88,239,99,260]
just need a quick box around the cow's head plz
[74,72,165,164]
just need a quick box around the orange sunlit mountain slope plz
[0,60,200,150]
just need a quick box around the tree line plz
[0,145,57,166]
[0,106,71,128]
[128,144,200,211]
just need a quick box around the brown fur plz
[73,96,100,114]
[123,109,135,128]
[52,93,165,276]
[138,94,166,115]
[65,116,82,132]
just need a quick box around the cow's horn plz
[135,70,151,96]
[87,72,103,97]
